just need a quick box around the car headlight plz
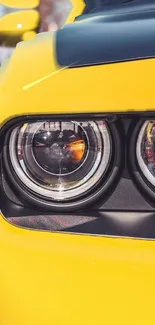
[137,120,155,186]
[2,118,121,211]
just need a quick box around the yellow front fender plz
[0,9,155,325]
[0,212,155,325]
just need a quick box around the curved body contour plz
[1,1,155,325]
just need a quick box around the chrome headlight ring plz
[128,118,155,205]
[2,117,122,212]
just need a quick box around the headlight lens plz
[9,120,111,202]
[137,120,155,186]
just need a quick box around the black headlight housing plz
[1,114,122,212]
[2,113,155,239]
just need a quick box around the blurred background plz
[0,0,140,64]
[0,0,73,65]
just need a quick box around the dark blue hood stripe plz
[56,6,155,68]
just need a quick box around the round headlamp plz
[3,119,120,211]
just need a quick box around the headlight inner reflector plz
[9,120,111,202]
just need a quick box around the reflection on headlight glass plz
[137,120,155,186]
[9,120,111,201]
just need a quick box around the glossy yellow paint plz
[1,0,39,9]
[66,0,85,23]
[0,212,155,325]
[0,31,155,125]
[0,7,155,325]
[0,10,39,35]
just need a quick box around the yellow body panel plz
[1,0,39,9]
[0,213,155,325]
[0,16,155,325]
[0,32,154,125]
[0,10,39,35]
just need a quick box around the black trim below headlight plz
[2,117,122,212]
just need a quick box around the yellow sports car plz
[0,0,40,43]
[1,0,155,325]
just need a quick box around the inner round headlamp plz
[137,120,155,187]
[8,120,111,202]
[7,120,111,203]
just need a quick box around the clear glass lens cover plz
[9,120,111,201]
[137,120,155,185]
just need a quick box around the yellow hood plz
[0,31,155,125]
